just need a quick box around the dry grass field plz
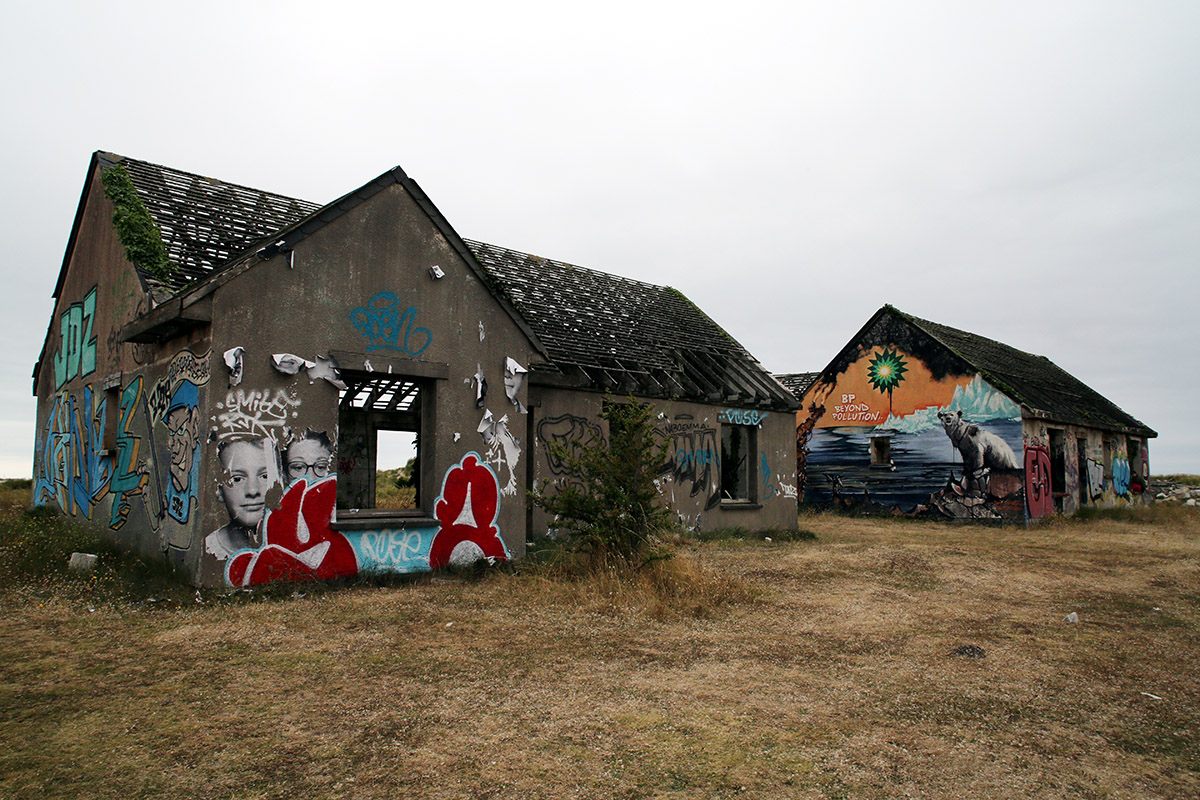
[1,495,1198,798]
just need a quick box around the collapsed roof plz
[62,152,796,410]
[773,372,821,402]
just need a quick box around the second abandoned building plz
[779,305,1156,521]
[33,152,800,588]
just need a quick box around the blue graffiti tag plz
[760,452,775,498]
[34,385,111,519]
[718,408,768,426]
[53,287,98,390]
[348,291,432,356]
[108,377,149,530]
[1111,457,1132,497]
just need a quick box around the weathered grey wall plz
[198,181,542,587]
[529,386,798,536]
[32,167,214,573]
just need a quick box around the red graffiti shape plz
[428,454,508,569]
[227,477,358,586]
[1024,445,1054,519]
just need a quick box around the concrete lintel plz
[328,350,449,380]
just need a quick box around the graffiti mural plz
[213,388,301,441]
[108,377,149,530]
[428,452,508,568]
[34,386,111,519]
[801,342,1026,520]
[1024,442,1054,519]
[150,350,210,524]
[938,409,1020,491]
[52,287,98,390]
[1111,456,1132,498]
[657,415,721,511]
[146,349,211,420]
[348,291,432,356]
[219,451,508,587]
[537,413,604,478]
[226,476,357,585]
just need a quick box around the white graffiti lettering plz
[214,388,300,440]
[357,529,428,564]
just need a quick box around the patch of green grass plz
[0,506,197,606]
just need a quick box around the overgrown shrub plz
[534,400,673,569]
[101,164,175,283]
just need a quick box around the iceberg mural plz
[876,374,1019,434]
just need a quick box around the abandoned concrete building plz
[32,152,800,587]
[778,305,1156,521]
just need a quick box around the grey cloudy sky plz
[1,1,1196,475]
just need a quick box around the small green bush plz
[534,401,673,569]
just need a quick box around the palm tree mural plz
[867,347,908,417]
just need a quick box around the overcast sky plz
[1,1,1196,475]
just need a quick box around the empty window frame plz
[868,433,892,468]
[336,373,427,513]
[720,423,756,502]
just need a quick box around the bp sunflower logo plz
[866,348,908,416]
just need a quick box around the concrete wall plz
[196,181,542,587]
[32,167,214,572]
[529,386,798,535]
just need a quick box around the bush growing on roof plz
[101,164,175,283]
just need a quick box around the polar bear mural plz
[937,409,1019,490]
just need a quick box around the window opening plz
[720,424,755,502]
[336,373,424,512]
[868,432,892,468]
[1048,429,1066,512]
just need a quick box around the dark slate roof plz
[890,306,1156,437]
[774,372,821,401]
[465,241,797,409]
[103,152,322,296]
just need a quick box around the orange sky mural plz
[810,346,973,429]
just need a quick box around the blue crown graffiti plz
[348,291,433,356]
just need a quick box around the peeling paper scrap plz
[477,409,495,438]
[272,353,315,375]
[472,363,488,409]
[223,346,245,387]
[478,321,485,342]
[429,265,445,279]
[503,357,528,414]
[477,409,521,496]
[307,354,347,390]
[453,432,461,442]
